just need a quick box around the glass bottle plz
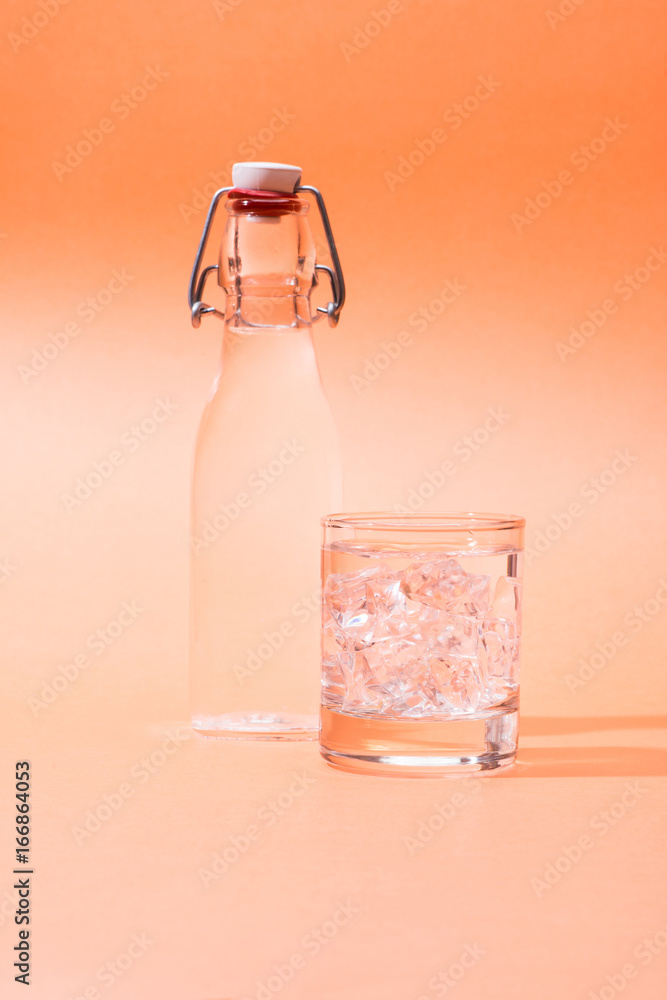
[188,162,344,738]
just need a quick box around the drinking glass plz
[320,512,525,775]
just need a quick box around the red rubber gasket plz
[227,188,302,216]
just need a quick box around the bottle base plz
[319,705,518,776]
[191,712,319,740]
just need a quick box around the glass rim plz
[321,511,525,531]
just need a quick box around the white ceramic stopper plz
[231,161,302,194]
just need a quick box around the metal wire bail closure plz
[187,183,345,328]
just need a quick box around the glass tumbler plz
[320,513,525,776]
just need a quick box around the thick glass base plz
[191,712,319,740]
[320,704,518,776]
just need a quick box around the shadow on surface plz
[520,715,667,736]
[505,745,667,777]
[498,717,667,777]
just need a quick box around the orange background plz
[2,0,667,997]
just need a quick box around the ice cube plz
[401,557,491,615]
[324,564,396,615]
[426,654,486,713]
[478,617,520,689]
[320,556,518,719]
[491,575,521,625]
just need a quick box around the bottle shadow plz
[498,716,667,778]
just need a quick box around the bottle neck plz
[218,200,316,331]
[224,291,313,330]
